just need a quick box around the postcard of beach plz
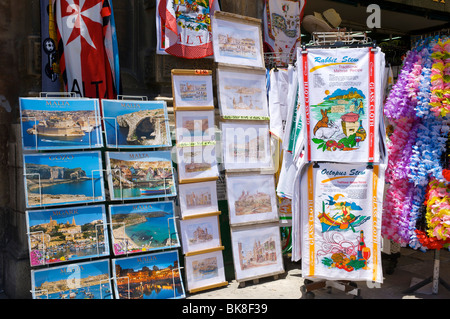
[105,151,176,201]
[109,201,179,255]
[23,151,105,208]
[185,250,227,292]
[31,259,113,299]
[112,250,185,299]
[179,215,221,254]
[19,97,103,151]
[26,205,109,267]
[101,99,171,148]
[178,180,219,218]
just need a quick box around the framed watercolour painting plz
[175,110,215,146]
[19,97,103,151]
[26,205,109,267]
[178,180,219,218]
[23,151,105,208]
[101,99,171,149]
[112,250,185,299]
[225,173,278,226]
[105,151,176,201]
[184,250,227,293]
[212,11,265,69]
[109,201,179,255]
[171,69,214,110]
[177,144,219,183]
[31,259,113,299]
[179,215,222,254]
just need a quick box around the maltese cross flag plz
[55,0,120,99]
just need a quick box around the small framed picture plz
[177,144,219,183]
[175,110,215,146]
[179,215,222,254]
[171,69,214,110]
[185,250,227,293]
[225,173,278,226]
[178,181,219,218]
[212,11,265,69]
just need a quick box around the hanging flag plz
[156,0,168,55]
[55,0,120,99]
[164,0,219,59]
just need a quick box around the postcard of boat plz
[112,250,185,299]
[109,201,179,255]
[26,205,109,266]
[23,151,105,208]
[105,151,176,201]
[19,97,103,151]
[31,259,113,299]
[102,99,171,148]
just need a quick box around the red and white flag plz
[55,0,120,99]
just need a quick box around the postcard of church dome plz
[26,205,109,267]
[105,151,176,201]
[171,69,214,111]
[101,99,171,149]
[112,250,185,299]
[217,66,269,120]
[179,215,222,254]
[19,97,103,151]
[108,201,180,256]
[31,259,113,299]
[23,151,105,208]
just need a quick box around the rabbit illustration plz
[313,109,329,135]
[315,121,340,140]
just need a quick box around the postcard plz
[176,144,219,183]
[226,174,278,226]
[109,201,179,255]
[185,250,227,292]
[31,259,113,299]
[26,205,109,266]
[171,69,214,110]
[23,151,105,208]
[101,99,171,148]
[105,151,176,201]
[19,97,103,151]
[112,250,185,299]
[175,110,216,146]
[178,181,219,218]
[180,215,221,254]
[230,223,284,282]
[217,66,269,119]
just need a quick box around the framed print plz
[177,144,219,183]
[19,97,103,151]
[230,223,284,282]
[225,173,278,226]
[178,181,219,218]
[105,151,176,201]
[112,250,185,299]
[26,205,109,267]
[179,215,222,254]
[221,121,272,171]
[216,66,269,120]
[185,250,227,293]
[171,69,214,110]
[23,151,105,208]
[31,259,113,299]
[175,110,215,146]
[101,99,171,148]
[212,11,265,69]
[109,201,179,255]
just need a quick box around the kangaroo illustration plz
[313,109,329,135]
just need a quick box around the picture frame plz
[176,144,219,183]
[171,69,214,110]
[184,249,228,293]
[175,110,216,146]
[225,173,278,226]
[109,201,179,256]
[23,151,105,208]
[112,250,186,299]
[178,180,219,218]
[105,151,176,201]
[221,121,272,171]
[26,205,109,267]
[212,11,265,69]
[216,66,269,120]
[19,97,103,151]
[101,99,171,149]
[230,223,284,282]
[179,214,222,254]
[31,259,113,299]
